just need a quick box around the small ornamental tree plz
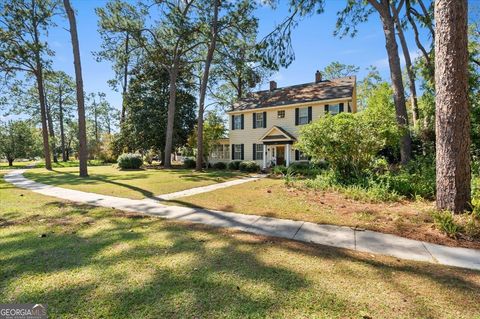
[0,121,40,166]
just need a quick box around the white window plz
[277,110,285,118]
[234,115,242,129]
[255,113,264,128]
[211,145,229,160]
[234,144,242,160]
[211,145,221,159]
[255,144,264,160]
[298,107,309,125]
[223,145,230,159]
[328,104,341,115]
[298,151,309,161]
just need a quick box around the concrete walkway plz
[4,170,480,271]
[153,177,260,200]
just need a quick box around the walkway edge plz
[4,170,480,271]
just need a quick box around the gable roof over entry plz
[232,76,355,111]
[261,126,296,143]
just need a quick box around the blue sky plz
[31,1,433,114]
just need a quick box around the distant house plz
[209,71,357,168]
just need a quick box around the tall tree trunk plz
[64,0,88,177]
[163,63,179,168]
[435,0,470,212]
[121,33,129,124]
[32,1,51,170]
[391,2,419,128]
[196,0,219,171]
[369,0,412,164]
[58,85,67,162]
[45,95,58,163]
[8,158,13,167]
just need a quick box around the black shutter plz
[253,113,256,129]
[231,144,235,160]
[241,144,244,160]
[339,102,344,113]
[231,115,235,130]
[308,106,312,123]
[295,108,299,125]
[252,143,256,160]
[295,150,299,161]
[263,111,267,128]
[241,114,244,129]
[324,105,329,114]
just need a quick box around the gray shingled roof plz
[231,76,355,111]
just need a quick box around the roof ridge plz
[249,75,356,95]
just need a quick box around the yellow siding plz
[228,99,352,163]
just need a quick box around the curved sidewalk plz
[4,170,480,271]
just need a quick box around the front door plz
[276,146,285,166]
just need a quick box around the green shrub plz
[117,153,143,169]
[183,158,196,169]
[272,165,288,175]
[304,170,338,190]
[289,162,322,177]
[296,110,400,176]
[212,162,227,170]
[304,170,401,203]
[239,161,260,173]
[228,161,241,170]
[432,211,461,238]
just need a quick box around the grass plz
[24,165,246,199]
[0,160,38,170]
[171,178,480,249]
[0,159,105,170]
[1,171,480,318]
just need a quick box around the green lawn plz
[24,165,246,199]
[0,160,37,170]
[1,171,479,318]
[170,178,480,249]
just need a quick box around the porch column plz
[262,144,267,169]
[286,144,291,166]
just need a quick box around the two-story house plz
[209,71,357,169]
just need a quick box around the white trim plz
[260,126,295,141]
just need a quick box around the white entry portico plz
[259,126,296,169]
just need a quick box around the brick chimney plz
[315,70,322,83]
[269,80,277,91]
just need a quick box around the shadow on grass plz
[0,200,479,317]
[0,201,312,317]
[25,168,247,199]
